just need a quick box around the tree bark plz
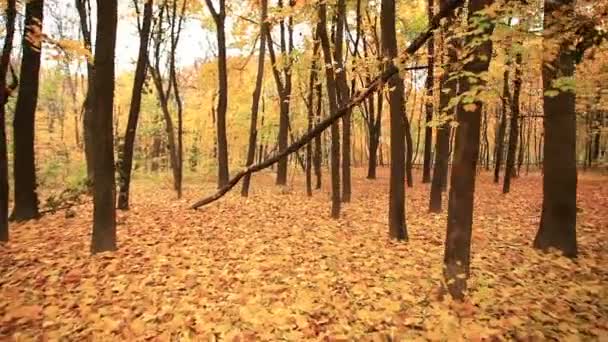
[242,0,268,197]
[334,0,352,202]
[382,0,408,240]
[12,0,43,221]
[494,68,509,183]
[75,0,95,184]
[0,0,17,241]
[274,0,295,186]
[205,0,230,188]
[317,2,341,218]
[117,0,153,210]
[533,0,577,258]
[314,78,323,189]
[443,0,494,300]
[429,6,457,213]
[503,52,522,194]
[90,0,117,254]
[422,0,435,183]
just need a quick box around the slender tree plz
[503,51,522,193]
[317,1,341,218]
[242,0,268,197]
[205,0,230,187]
[314,74,323,189]
[304,38,320,197]
[272,0,295,186]
[117,0,154,210]
[429,0,458,213]
[494,68,509,183]
[443,0,494,300]
[90,0,118,254]
[422,0,435,183]
[334,0,352,202]
[0,0,17,241]
[382,0,407,240]
[75,0,95,183]
[11,0,44,221]
[533,0,577,257]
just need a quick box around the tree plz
[241,0,268,197]
[75,0,95,183]
[422,0,435,184]
[317,1,341,218]
[90,0,118,254]
[503,50,522,193]
[533,0,577,258]
[11,0,44,221]
[382,0,407,240]
[117,0,154,210]
[148,0,186,198]
[443,0,494,300]
[494,67,509,183]
[190,0,467,211]
[334,0,352,202]
[265,0,295,186]
[304,37,320,197]
[429,0,458,213]
[205,0,230,188]
[0,0,17,241]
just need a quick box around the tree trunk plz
[382,0,408,240]
[429,11,457,213]
[275,0,295,186]
[242,0,268,197]
[334,0,352,202]
[205,0,230,188]
[533,0,577,258]
[75,0,95,184]
[314,78,323,189]
[90,0,117,254]
[0,0,17,241]
[443,0,494,300]
[494,68,509,183]
[317,2,341,218]
[117,0,153,210]
[422,0,435,183]
[503,52,522,194]
[12,0,43,221]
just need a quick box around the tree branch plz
[190,0,465,210]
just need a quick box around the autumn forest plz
[0,0,607,339]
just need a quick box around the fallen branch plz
[190,0,464,210]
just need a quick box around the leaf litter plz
[0,169,606,340]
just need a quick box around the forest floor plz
[0,168,607,340]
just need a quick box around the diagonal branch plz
[190,0,465,210]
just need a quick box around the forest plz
[0,0,607,339]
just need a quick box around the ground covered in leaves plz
[1,169,607,340]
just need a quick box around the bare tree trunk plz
[12,0,43,221]
[75,0,95,184]
[304,37,320,197]
[429,12,457,213]
[317,2,341,218]
[443,0,494,300]
[90,0,117,254]
[503,52,522,194]
[494,68,509,183]
[0,0,17,241]
[334,0,352,202]
[534,0,577,257]
[382,0,408,240]
[117,0,153,210]
[242,0,268,197]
